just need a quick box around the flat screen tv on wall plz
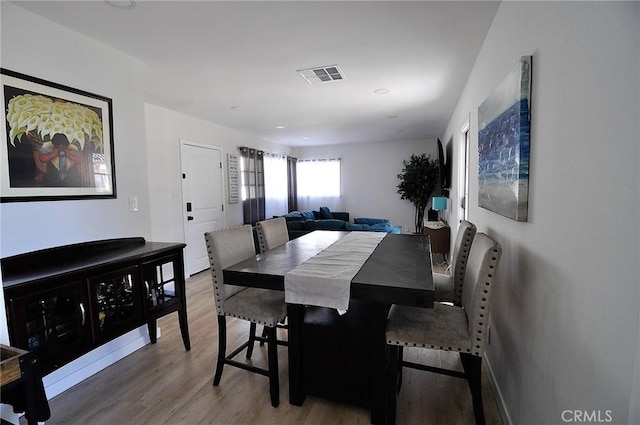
[437,138,452,195]
[445,138,453,190]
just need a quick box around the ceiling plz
[11,1,500,147]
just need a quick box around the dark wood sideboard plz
[1,237,190,376]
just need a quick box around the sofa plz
[282,207,401,239]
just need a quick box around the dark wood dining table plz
[223,230,434,425]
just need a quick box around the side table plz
[423,221,451,263]
[1,345,50,425]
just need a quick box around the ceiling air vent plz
[297,65,345,85]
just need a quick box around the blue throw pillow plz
[345,222,368,231]
[354,217,391,226]
[283,211,303,221]
[368,223,392,232]
[319,206,333,219]
[300,210,315,220]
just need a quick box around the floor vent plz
[297,65,345,85]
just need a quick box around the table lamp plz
[432,196,448,222]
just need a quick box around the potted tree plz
[397,153,440,234]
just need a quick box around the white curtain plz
[296,158,341,211]
[264,154,288,218]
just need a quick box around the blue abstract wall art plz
[478,56,531,221]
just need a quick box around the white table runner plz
[284,231,386,311]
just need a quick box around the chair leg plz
[397,346,404,393]
[260,325,267,346]
[460,353,485,425]
[247,322,257,359]
[386,344,400,425]
[213,315,227,386]
[266,325,280,407]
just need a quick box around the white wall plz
[293,139,436,233]
[0,3,151,258]
[0,2,151,316]
[0,2,155,420]
[442,2,639,424]
[144,103,291,240]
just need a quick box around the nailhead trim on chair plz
[205,225,249,316]
[206,240,225,314]
[385,235,501,425]
[469,246,500,356]
[258,234,266,254]
[205,225,285,408]
[206,226,284,326]
[256,217,289,254]
[434,220,476,304]
[386,234,501,358]
[453,221,477,306]
[454,235,472,303]
[385,337,475,353]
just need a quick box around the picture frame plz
[477,56,531,221]
[1,68,116,202]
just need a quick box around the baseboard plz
[43,325,151,399]
[484,352,513,425]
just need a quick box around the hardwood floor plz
[36,270,504,425]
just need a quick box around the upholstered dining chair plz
[256,217,289,253]
[434,220,476,305]
[256,217,290,345]
[385,232,502,425]
[204,225,287,407]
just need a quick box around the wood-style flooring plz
[35,269,504,425]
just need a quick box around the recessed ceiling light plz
[104,0,137,9]
[275,125,285,129]
[387,115,399,119]
[230,105,241,110]
[374,88,390,95]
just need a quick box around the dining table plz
[223,230,434,425]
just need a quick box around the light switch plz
[129,196,139,212]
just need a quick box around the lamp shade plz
[432,197,448,211]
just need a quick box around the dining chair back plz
[434,219,476,305]
[461,232,500,355]
[386,232,502,425]
[256,217,290,343]
[207,224,253,315]
[204,225,287,407]
[257,217,289,253]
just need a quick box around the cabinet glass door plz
[88,266,144,343]
[143,255,181,311]
[7,282,91,374]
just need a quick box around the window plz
[297,158,341,197]
[263,154,288,218]
[239,147,264,225]
[296,158,341,211]
[239,147,299,221]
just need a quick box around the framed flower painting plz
[1,69,116,202]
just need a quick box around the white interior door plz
[180,141,223,276]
